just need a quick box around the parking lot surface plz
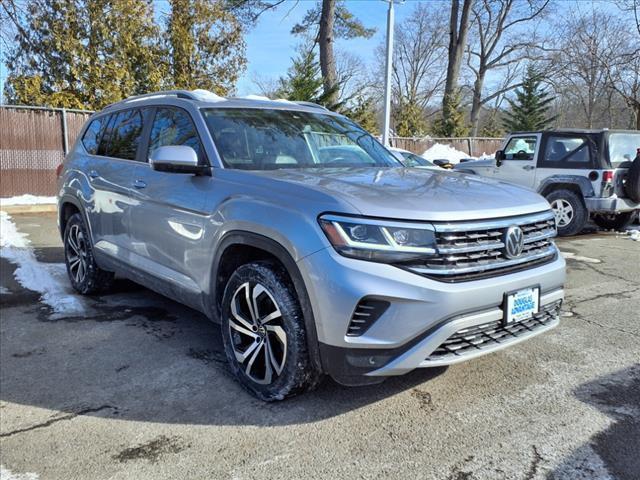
[1,213,639,480]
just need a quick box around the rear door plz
[85,108,146,258]
[494,134,540,188]
[128,106,211,300]
[535,133,598,192]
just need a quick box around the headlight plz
[318,214,437,262]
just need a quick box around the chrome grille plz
[425,300,561,362]
[405,211,557,282]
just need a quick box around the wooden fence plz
[0,105,503,197]
[0,106,93,196]
[389,136,504,158]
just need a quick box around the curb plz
[0,204,58,214]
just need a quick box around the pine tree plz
[166,0,246,95]
[276,45,336,106]
[432,90,468,137]
[393,100,427,137]
[344,94,379,135]
[5,0,165,109]
[503,66,556,131]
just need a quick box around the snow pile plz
[0,195,56,206]
[421,143,471,164]
[191,89,226,103]
[239,94,271,101]
[628,229,640,241]
[0,466,39,480]
[0,211,86,317]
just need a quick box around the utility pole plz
[382,0,395,147]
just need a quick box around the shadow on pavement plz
[547,365,640,480]
[1,247,447,429]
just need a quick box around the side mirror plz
[149,146,208,174]
[495,150,505,167]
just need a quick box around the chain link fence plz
[1,105,503,197]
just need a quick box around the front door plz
[128,107,211,304]
[494,134,540,189]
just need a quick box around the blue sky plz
[236,0,418,95]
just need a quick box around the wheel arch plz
[210,231,323,372]
[58,195,85,239]
[538,176,594,201]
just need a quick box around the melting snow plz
[627,229,639,241]
[561,251,602,264]
[0,211,86,317]
[0,195,56,206]
[0,466,39,480]
[191,89,226,103]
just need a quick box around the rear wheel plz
[592,211,636,231]
[546,189,588,237]
[220,261,322,401]
[64,213,113,294]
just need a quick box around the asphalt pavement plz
[1,213,638,480]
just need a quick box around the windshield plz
[400,151,435,167]
[202,108,401,170]
[609,132,640,167]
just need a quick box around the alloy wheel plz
[228,282,287,385]
[551,199,574,227]
[66,224,88,284]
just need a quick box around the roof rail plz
[103,90,200,110]
[293,101,330,112]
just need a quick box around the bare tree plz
[466,0,550,136]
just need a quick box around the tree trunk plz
[469,69,486,137]
[318,0,338,106]
[442,0,473,113]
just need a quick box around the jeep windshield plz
[609,132,640,167]
[202,108,400,170]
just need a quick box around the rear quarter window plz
[81,117,106,155]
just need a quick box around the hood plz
[250,167,550,221]
[454,158,495,169]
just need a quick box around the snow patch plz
[0,212,86,317]
[0,286,10,295]
[238,94,272,101]
[627,229,639,241]
[0,466,39,480]
[191,89,226,103]
[561,251,602,264]
[421,143,471,164]
[0,195,56,206]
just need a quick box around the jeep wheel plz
[546,189,588,236]
[64,213,114,294]
[220,262,322,401]
[592,211,636,231]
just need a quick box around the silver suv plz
[455,129,640,236]
[57,90,566,401]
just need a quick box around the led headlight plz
[318,214,437,262]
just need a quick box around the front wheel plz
[592,211,636,231]
[220,262,322,401]
[546,189,588,237]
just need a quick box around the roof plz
[509,128,639,135]
[102,89,336,115]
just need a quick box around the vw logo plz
[504,225,524,259]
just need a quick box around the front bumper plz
[298,245,565,383]
[586,196,639,213]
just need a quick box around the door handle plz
[88,170,99,179]
[522,165,535,171]
[133,179,147,189]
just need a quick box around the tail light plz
[602,170,614,183]
[55,163,64,178]
[601,170,614,197]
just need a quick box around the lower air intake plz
[346,298,390,337]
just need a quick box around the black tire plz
[546,189,588,237]
[220,261,322,401]
[592,211,636,231]
[63,213,114,294]
[625,155,640,203]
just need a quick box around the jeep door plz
[494,134,540,188]
[84,108,147,261]
[534,133,598,192]
[128,106,211,307]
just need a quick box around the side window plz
[542,136,592,168]
[149,108,204,163]
[504,136,537,160]
[103,109,144,161]
[81,117,106,154]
